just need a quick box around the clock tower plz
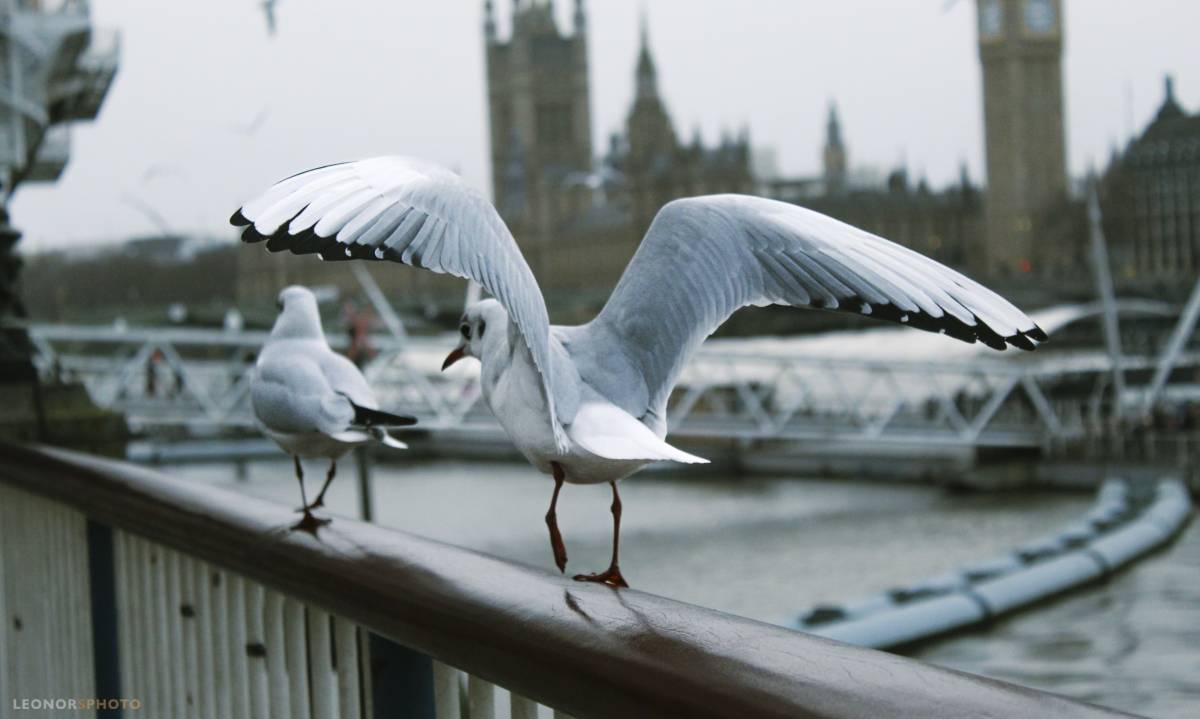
[976,0,1068,277]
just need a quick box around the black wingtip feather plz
[838,297,1045,352]
[230,209,250,227]
[240,224,268,244]
[287,227,324,255]
[974,321,1010,351]
[1009,334,1037,351]
[347,241,378,260]
[265,232,295,253]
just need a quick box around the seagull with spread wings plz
[253,285,417,533]
[233,157,1045,585]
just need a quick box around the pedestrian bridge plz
[0,442,1131,718]
[24,307,1198,452]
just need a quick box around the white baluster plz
[468,674,496,719]
[334,618,362,719]
[510,692,540,719]
[227,575,252,718]
[166,550,188,718]
[178,555,202,719]
[191,560,217,719]
[307,609,337,719]
[284,598,312,719]
[245,582,271,719]
[432,661,462,719]
[0,486,10,715]
[208,567,234,719]
[263,590,292,719]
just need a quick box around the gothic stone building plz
[765,0,1076,282]
[236,0,753,313]
[766,101,983,272]
[1101,76,1200,283]
[236,0,1089,314]
[484,0,752,307]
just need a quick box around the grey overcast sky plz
[11,0,1198,251]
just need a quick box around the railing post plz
[86,521,121,718]
[356,446,374,522]
[367,634,435,719]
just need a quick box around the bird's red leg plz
[546,462,568,573]
[573,481,629,588]
[310,461,337,509]
[293,456,309,508]
[291,456,330,534]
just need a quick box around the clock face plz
[980,0,1004,39]
[1025,0,1056,33]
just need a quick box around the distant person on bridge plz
[340,298,376,369]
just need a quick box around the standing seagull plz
[252,285,417,532]
[232,157,1045,585]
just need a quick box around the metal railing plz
[0,442,1134,718]
[28,322,1199,451]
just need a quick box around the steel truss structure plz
[26,322,1198,450]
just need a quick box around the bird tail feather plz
[368,427,408,450]
[349,401,418,428]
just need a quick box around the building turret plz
[483,0,497,43]
[484,0,593,222]
[574,0,586,36]
[1152,75,1184,123]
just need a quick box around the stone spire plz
[635,8,658,101]
[573,0,586,36]
[483,0,497,43]
[625,8,676,167]
[823,100,848,195]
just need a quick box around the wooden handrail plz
[0,443,1135,719]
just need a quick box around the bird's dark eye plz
[478,320,486,337]
[276,299,283,311]
[460,323,470,339]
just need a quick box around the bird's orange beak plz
[442,346,466,371]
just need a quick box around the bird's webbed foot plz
[572,565,629,589]
[291,510,332,536]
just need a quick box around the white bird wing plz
[574,195,1046,427]
[252,347,355,437]
[232,156,568,451]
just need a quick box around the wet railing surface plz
[0,442,1137,718]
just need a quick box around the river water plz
[174,458,1196,718]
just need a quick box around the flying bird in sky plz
[233,157,1044,584]
[230,106,271,136]
[261,0,280,37]
[252,285,417,532]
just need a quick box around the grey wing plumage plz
[577,194,1046,426]
[317,350,376,407]
[252,353,356,437]
[232,156,567,451]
